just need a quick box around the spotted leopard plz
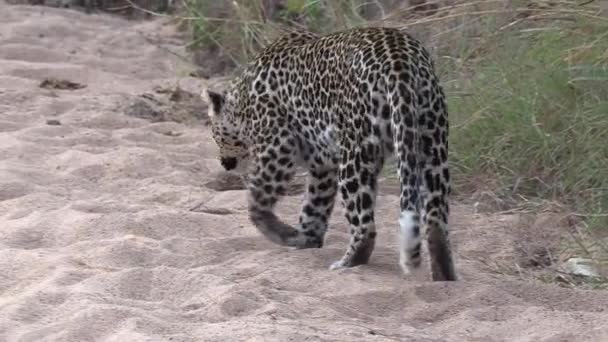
[204,27,457,281]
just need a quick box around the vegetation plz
[443,4,608,216]
[180,0,372,68]
[179,0,608,281]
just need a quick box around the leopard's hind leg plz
[329,136,385,270]
[420,82,457,281]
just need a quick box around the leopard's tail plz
[388,74,424,276]
[390,36,457,280]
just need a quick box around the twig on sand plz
[135,30,198,68]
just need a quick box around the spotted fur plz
[205,27,456,281]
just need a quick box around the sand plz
[1,3,608,342]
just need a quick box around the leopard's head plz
[204,87,250,174]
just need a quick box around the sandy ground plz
[1,3,608,342]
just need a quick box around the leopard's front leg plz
[296,167,338,248]
[247,139,303,247]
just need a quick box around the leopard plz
[204,26,457,281]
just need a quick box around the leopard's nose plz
[221,157,237,171]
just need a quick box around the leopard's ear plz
[203,90,224,118]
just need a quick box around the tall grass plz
[183,0,608,231]
[445,10,608,226]
[181,0,369,67]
